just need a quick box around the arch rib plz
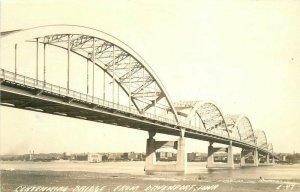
[174,100,230,138]
[227,115,256,145]
[1,25,179,122]
[224,115,242,140]
[254,130,268,150]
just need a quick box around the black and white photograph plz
[0,1,299,191]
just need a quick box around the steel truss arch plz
[1,25,179,122]
[224,115,242,140]
[226,115,256,145]
[268,143,273,153]
[255,130,268,150]
[173,100,230,137]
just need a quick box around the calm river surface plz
[1,161,300,180]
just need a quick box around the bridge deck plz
[0,69,275,158]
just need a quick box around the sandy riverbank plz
[1,170,299,192]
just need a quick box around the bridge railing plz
[0,68,180,126]
[0,69,271,153]
[1,69,210,129]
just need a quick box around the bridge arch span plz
[268,143,273,153]
[1,25,277,161]
[1,25,179,122]
[224,115,242,140]
[255,130,268,150]
[173,100,230,138]
[226,115,256,145]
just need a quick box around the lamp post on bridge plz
[43,43,46,87]
[86,56,90,95]
[35,38,38,85]
[67,34,70,94]
[14,43,17,79]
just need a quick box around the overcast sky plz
[1,0,300,155]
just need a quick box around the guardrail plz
[0,68,268,153]
[0,68,178,124]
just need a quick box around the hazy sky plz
[1,0,300,155]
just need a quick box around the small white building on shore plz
[88,153,102,163]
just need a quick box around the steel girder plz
[1,25,179,122]
[174,101,230,137]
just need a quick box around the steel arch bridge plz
[0,25,276,160]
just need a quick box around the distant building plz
[107,153,123,161]
[234,154,241,161]
[123,152,145,161]
[156,152,176,161]
[123,152,139,161]
[187,153,207,162]
[277,153,288,162]
[88,153,102,163]
[137,153,145,161]
[0,155,26,161]
[282,155,286,161]
[28,153,62,161]
[62,152,71,160]
[71,153,88,161]
[214,154,227,162]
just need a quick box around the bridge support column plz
[144,130,187,173]
[258,153,273,166]
[241,148,259,167]
[145,132,156,171]
[206,141,234,169]
[254,149,259,166]
[176,136,187,172]
[271,156,275,164]
[207,142,214,167]
[266,154,270,164]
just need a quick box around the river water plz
[1,161,299,181]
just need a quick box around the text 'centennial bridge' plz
[0,25,277,172]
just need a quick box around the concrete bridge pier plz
[206,141,234,169]
[265,153,272,165]
[144,129,187,173]
[145,131,157,171]
[271,156,275,164]
[240,148,259,167]
[266,153,270,164]
[176,134,187,172]
[258,153,275,166]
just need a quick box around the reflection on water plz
[1,161,300,180]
